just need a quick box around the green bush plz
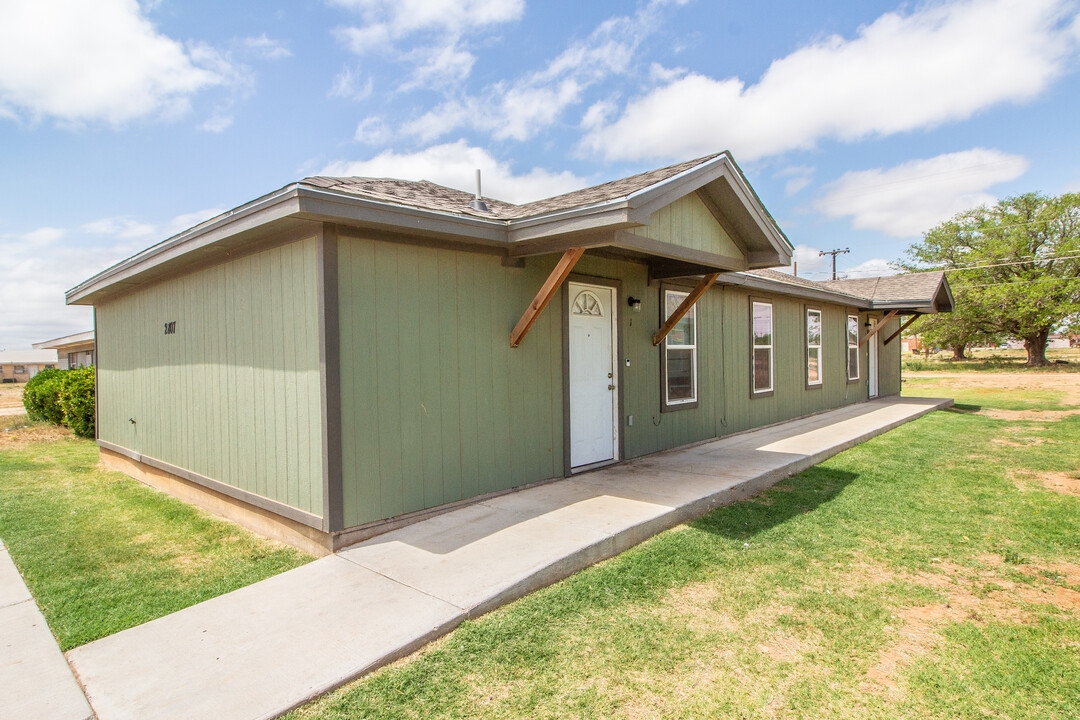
[58,367,95,438]
[22,368,65,424]
[21,367,96,438]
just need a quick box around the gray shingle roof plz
[819,271,946,303]
[301,153,722,222]
[742,269,949,310]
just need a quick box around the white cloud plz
[582,0,1080,162]
[0,0,232,126]
[330,0,524,42]
[320,140,587,204]
[842,259,900,278]
[20,227,66,245]
[0,232,143,349]
[401,43,477,91]
[241,34,292,60]
[353,116,392,144]
[329,67,374,101]
[0,206,229,347]
[331,0,524,88]
[776,165,815,196]
[779,244,827,276]
[199,113,234,133]
[81,217,158,239]
[399,1,669,142]
[816,148,1029,237]
[167,209,225,235]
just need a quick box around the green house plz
[67,152,953,555]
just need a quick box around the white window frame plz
[663,289,698,408]
[847,314,860,381]
[751,300,773,395]
[806,308,823,387]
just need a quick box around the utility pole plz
[819,248,850,280]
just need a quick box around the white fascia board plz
[721,273,871,308]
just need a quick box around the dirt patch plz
[0,383,26,412]
[981,408,1080,421]
[861,556,1080,692]
[658,581,739,634]
[0,422,74,449]
[991,436,1052,447]
[756,633,809,663]
[1012,470,1080,497]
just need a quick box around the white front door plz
[868,327,879,399]
[568,282,618,469]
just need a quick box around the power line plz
[951,276,1080,289]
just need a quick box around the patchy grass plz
[903,347,1080,373]
[0,424,312,650]
[288,376,1080,720]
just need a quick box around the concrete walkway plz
[0,538,94,720]
[67,396,950,720]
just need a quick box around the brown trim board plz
[318,224,344,533]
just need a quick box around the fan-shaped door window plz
[572,290,604,317]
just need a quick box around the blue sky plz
[2,0,1080,348]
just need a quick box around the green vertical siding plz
[629,193,743,258]
[335,238,908,530]
[337,234,564,527]
[96,238,324,516]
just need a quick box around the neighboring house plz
[0,350,58,383]
[67,152,953,555]
[1047,334,1071,350]
[34,330,96,369]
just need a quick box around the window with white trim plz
[806,308,822,386]
[847,315,860,381]
[752,301,773,394]
[663,290,697,406]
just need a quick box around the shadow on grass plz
[690,467,858,541]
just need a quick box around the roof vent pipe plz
[469,168,490,212]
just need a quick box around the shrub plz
[58,367,95,438]
[21,367,96,438]
[22,368,65,424]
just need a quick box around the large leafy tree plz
[903,192,1080,367]
[908,293,1002,360]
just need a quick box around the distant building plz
[0,350,58,383]
[34,330,95,369]
[1047,334,1071,350]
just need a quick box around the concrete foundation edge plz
[99,447,335,557]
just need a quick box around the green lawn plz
[902,347,1080,373]
[0,416,312,650]
[288,378,1080,720]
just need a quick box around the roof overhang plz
[505,152,793,268]
[33,330,96,351]
[67,152,795,306]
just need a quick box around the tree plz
[909,294,1001,360]
[903,192,1080,367]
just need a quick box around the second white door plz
[568,282,618,469]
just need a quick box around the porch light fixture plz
[627,296,642,312]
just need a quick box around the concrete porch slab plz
[66,396,950,720]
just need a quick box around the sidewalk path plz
[68,396,951,720]
[0,538,94,720]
